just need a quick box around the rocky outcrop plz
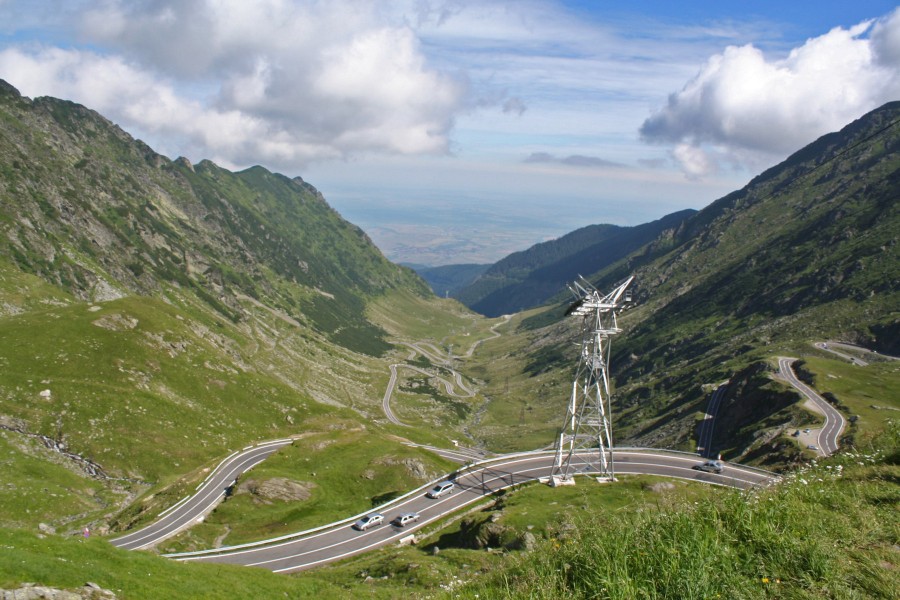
[0,421,110,480]
[373,456,435,482]
[236,477,315,503]
[0,582,116,599]
[457,512,535,551]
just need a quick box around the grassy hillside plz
[0,80,498,553]
[495,101,900,460]
[0,79,428,356]
[412,263,490,298]
[3,357,895,598]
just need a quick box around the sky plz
[1,1,898,265]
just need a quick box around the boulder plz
[37,523,55,535]
[237,477,315,503]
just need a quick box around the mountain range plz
[416,209,697,316]
[0,78,897,597]
[514,100,899,461]
[0,78,427,357]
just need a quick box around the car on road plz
[353,513,384,531]
[693,460,724,474]
[392,512,419,527]
[426,481,455,498]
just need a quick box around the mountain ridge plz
[0,79,429,355]
[520,100,900,458]
[452,208,698,316]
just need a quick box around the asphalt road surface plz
[163,449,776,573]
[697,383,728,458]
[110,439,294,550]
[778,357,845,455]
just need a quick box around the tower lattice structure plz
[550,275,634,483]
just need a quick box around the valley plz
[0,80,897,599]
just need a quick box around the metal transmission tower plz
[550,275,634,485]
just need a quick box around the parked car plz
[392,512,419,527]
[693,460,724,474]
[353,513,384,531]
[426,481,455,498]
[807,444,819,451]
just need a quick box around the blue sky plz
[1,1,898,264]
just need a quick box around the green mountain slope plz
[454,209,696,317]
[411,262,490,297]
[0,81,896,600]
[506,102,900,462]
[0,80,477,544]
[0,79,428,356]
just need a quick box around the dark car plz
[693,460,724,474]
[353,513,384,531]
[392,512,419,527]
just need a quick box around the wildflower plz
[761,577,770,584]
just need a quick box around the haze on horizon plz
[1,0,898,265]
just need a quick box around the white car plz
[353,513,384,531]
[426,481,455,498]
[392,512,419,527]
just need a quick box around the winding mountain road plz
[110,315,782,573]
[383,316,508,426]
[110,439,294,550]
[778,357,845,456]
[381,363,475,426]
[158,448,776,573]
[814,342,869,366]
[460,315,510,359]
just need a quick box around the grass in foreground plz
[453,424,900,599]
[0,526,346,599]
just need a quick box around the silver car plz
[353,513,384,531]
[426,481,455,498]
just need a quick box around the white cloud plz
[871,6,900,66]
[641,8,900,177]
[0,46,287,166]
[672,143,716,179]
[0,0,464,170]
